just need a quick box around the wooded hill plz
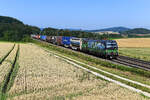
[86,27,130,32]
[121,28,150,34]
[0,16,40,41]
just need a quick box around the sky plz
[0,0,150,30]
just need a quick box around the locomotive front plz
[105,40,118,59]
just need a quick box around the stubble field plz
[116,38,150,48]
[0,43,17,92]
[0,42,14,59]
[5,44,148,100]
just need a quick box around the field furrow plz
[7,44,149,100]
[0,43,14,60]
[0,45,18,92]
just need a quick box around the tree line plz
[0,16,123,42]
[41,27,122,39]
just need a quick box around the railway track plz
[112,56,150,71]
[34,39,150,71]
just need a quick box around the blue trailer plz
[62,36,73,47]
[40,35,47,41]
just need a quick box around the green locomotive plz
[81,39,118,59]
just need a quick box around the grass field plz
[116,38,150,61]
[119,48,150,61]
[5,44,148,100]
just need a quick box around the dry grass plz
[0,45,18,87]
[116,38,150,48]
[0,42,14,59]
[8,44,149,100]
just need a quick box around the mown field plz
[0,42,149,100]
[116,38,150,61]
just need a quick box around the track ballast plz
[112,56,150,71]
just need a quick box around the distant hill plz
[0,16,23,24]
[121,28,150,34]
[64,28,82,31]
[86,27,130,32]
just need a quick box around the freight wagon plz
[40,35,47,41]
[46,36,52,43]
[70,37,82,50]
[51,36,57,44]
[56,36,63,46]
[62,36,73,47]
[31,34,40,39]
[31,34,36,38]
[46,36,62,45]
[37,35,40,39]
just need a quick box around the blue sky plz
[1,0,150,29]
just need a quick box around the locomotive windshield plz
[106,41,118,49]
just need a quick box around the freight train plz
[31,35,118,59]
